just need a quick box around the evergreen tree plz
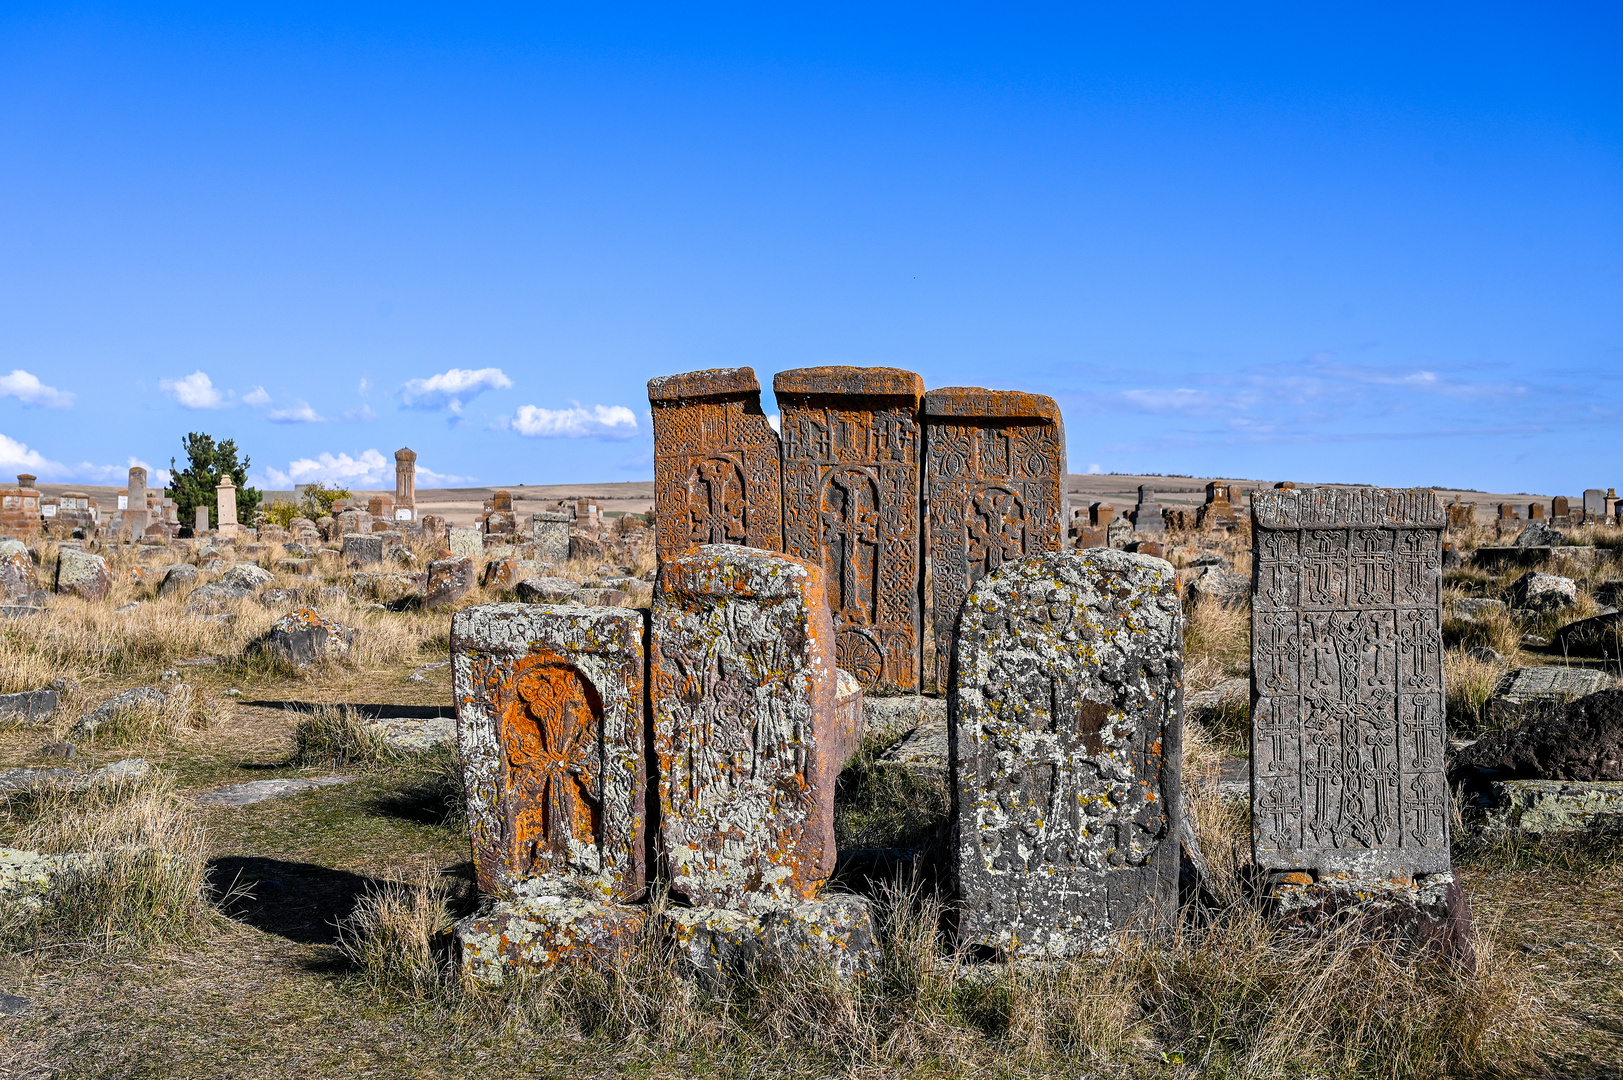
[169,433,261,529]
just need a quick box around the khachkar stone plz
[776,366,924,693]
[649,367,782,563]
[952,549,1183,957]
[650,544,851,913]
[394,447,416,521]
[922,387,1066,692]
[450,603,648,980]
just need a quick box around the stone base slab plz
[660,894,880,983]
[452,898,647,983]
[1469,779,1623,837]
[1265,871,1475,971]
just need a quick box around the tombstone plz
[485,491,517,537]
[649,544,853,913]
[1250,487,1467,957]
[426,556,475,609]
[530,512,571,563]
[1197,482,1240,530]
[1496,503,1519,522]
[343,534,384,567]
[776,366,924,694]
[216,477,239,538]
[952,548,1183,957]
[1445,500,1475,530]
[452,603,647,900]
[1106,518,1133,549]
[648,368,783,564]
[0,477,40,540]
[394,448,417,521]
[367,495,395,520]
[921,387,1066,691]
[122,466,149,537]
[1090,502,1115,526]
[1551,496,1570,520]
[1130,486,1164,533]
[1528,502,1546,521]
[1584,489,1606,521]
[448,527,483,561]
[195,505,209,534]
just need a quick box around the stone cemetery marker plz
[1250,487,1452,878]
[394,447,417,520]
[426,556,474,609]
[776,366,924,693]
[217,477,239,537]
[530,511,571,563]
[448,526,483,560]
[125,466,149,536]
[648,367,783,563]
[343,534,384,567]
[1552,496,1570,519]
[453,603,646,900]
[650,544,847,913]
[1585,489,1607,520]
[922,387,1066,692]
[952,549,1183,957]
[1130,485,1164,533]
[1528,502,1546,520]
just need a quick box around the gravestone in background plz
[952,548,1183,957]
[649,544,849,913]
[776,366,924,693]
[648,368,783,564]
[921,387,1066,692]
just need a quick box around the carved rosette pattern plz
[925,417,1064,690]
[780,399,921,693]
[651,394,782,563]
[1249,488,1450,876]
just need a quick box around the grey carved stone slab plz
[1250,487,1451,877]
[452,603,647,903]
[952,549,1183,957]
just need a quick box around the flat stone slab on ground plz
[862,695,947,743]
[876,718,948,773]
[1470,779,1623,836]
[1488,666,1610,725]
[196,775,355,806]
[453,897,646,983]
[0,689,58,722]
[365,715,454,751]
[0,758,151,793]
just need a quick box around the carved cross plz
[820,472,880,621]
[965,488,1027,579]
[687,459,747,545]
[509,666,603,866]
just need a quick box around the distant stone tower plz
[394,448,417,521]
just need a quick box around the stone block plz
[877,714,948,774]
[255,609,357,665]
[921,387,1066,693]
[54,548,111,601]
[481,558,551,590]
[649,367,783,563]
[221,562,274,591]
[1129,485,1164,533]
[661,906,763,986]
[777,366,925,694]
[952,548,1183,957]
[862,694,947,743]
[1266,871,1473,969]
[1487,666,1608,726]
[650,544,845,913]
[514,576,581,604]
[452,898,646,983]
[761,894,881,979]
[452,603,647,901]
[185,582,251,615]
[1510,571,1577,611]
[448,527,482,560]
[343,534,384,567]
[1469,779,1623,836]
[574,587,631,607]
[1554,611,1623,659]
[530,511,571,563]
[1251,488,1452,880]
[569,534,604,562]
[0,540,36,603]
[834,670,863,766]
[425,556,473,609]
[0,690,57,722]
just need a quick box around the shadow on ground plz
[207,857,379,945]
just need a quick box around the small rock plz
[253,609,358,666]
[514,576,582,604]
[1514,523,1565,549]
[114,601,141,614]
[158,564,199,598]
[1511,572,1577,612]
[0,993,28,1016]
[38,742,73,760]
[224,688,241,697]
[54,548,112,602]
[1465,646,1503,664]
[72,686,166,737]
[220,563,274,591]
[366,716,454,752]
[196,775,355,807]
[1186,564,1249,606]
[0,689,59,722]
[185,582,251,615]
[1521,634,1550,648]
[575,587,631,608]
[1450,597,1507,620]
[1553,611,1623,660]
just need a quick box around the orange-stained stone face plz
[922,387,1066,693]
[649,368,783,563]
[501,652,605,878]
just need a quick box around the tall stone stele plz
[1250,486,1471,961]
[776,366,924,694]
[394,447,417,522]
[952,548,1184,957]
[449,602,648,980]
[648,367,783,564]
[216,477,239,538]
[921,387,1066,692]
[125,466,149,537]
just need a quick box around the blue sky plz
[0,5,1618,492]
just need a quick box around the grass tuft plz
[290,705,396,768]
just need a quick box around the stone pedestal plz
[452,897,647,983]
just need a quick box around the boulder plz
[1510,571,1577,612]
[71,687,166,737]
[481,558,551,590]
[1553,611,1623,660]
[1514,523,1565,548]
[569,534,605,562]
[0,689,58,722]
[424,556,474,609]
[0,540,36,603]
[1186,563,1249,606]
[184,582,251,615]
[1455,689,1623,782]
[254,609,358,666]
[513,576,581,604]
[221,562,274,591]
[54,549,111,602]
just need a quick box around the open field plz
[0,521,1620,1077]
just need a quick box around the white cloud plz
[401,367,513,413]
[358,377,371,395]
[1086,463,1103,474]
[160,370,230,409]
[243,386,271,406]
[0,434,62,475]
[767,413,781,433]
[0,370,74,409]
[345,404,378,422]
[267,401,327,424]
[508,403,638,439]
[260,449,390,489]
[415,465,476,486]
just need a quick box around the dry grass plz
[1183,595,1251,680]
[290,704,396,768]
[1443,648,1510,736]
[0,771,217,954]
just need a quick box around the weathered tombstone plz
[195,505,209,534]
[125,466,149,537]
[1584,489,1607,521]
[649,544,852,913]
[1091,503,1115,525]
[1130,485,1164,533]
[1528,502,1546,520]
[1250,487,1469,959]
[952,548,1183,957]
[55,548,111,601]
[367,495,395,519]
[1106,517,1133,549]
[343,534,384,567]
[1551,496,1571,521]
[426,556,474,609]
[1445,500,1475,530]
[448,527,483,560]
[1198,482,1240,530]
[530,511,570,563]
[648,368,782,563]
[216,477,239,538]
[921,387,1066,692]
[394,447,417,521]
[776,366,924,693]
[453,603,647,900]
